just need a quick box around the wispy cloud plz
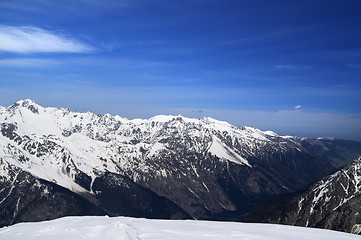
[0,58,57,67]
[294,105,302,110]
[275,65,311,70]
[0,25,95,53]
[0,0,133,18]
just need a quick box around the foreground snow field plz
[0,216,359,240]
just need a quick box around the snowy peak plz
[13,99,38,107]
[1,100,276,144]
[9,99,41,114]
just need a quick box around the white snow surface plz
[0,216,359,240]
[208,136,252,167]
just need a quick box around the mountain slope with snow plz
[1,99,361,226]
[0,216,360,240]
[243,156,361,234]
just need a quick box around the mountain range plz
[1,99,361,232]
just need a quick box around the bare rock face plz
[1,99,361,226]
[0,160,190,227]
[242,157,361,234]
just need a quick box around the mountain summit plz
[1,100,361,227]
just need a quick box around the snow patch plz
[208,136,251,167]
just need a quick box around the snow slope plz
[0,216,359,240]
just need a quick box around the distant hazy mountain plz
[242,156,361,234]
[1,99,361,227]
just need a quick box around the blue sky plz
[0,0,361,140]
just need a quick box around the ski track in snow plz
[0,216,360,240]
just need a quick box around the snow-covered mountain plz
[1,99,361,227]
[1,215,359,240]
[243,156,361,234]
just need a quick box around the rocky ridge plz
[243,156,361,234]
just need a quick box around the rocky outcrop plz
[242,157,361,234]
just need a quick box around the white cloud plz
[0,25,95,53]
[294,105,302,109]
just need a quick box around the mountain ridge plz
[1,99,361,227]
[242,156,361,234]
